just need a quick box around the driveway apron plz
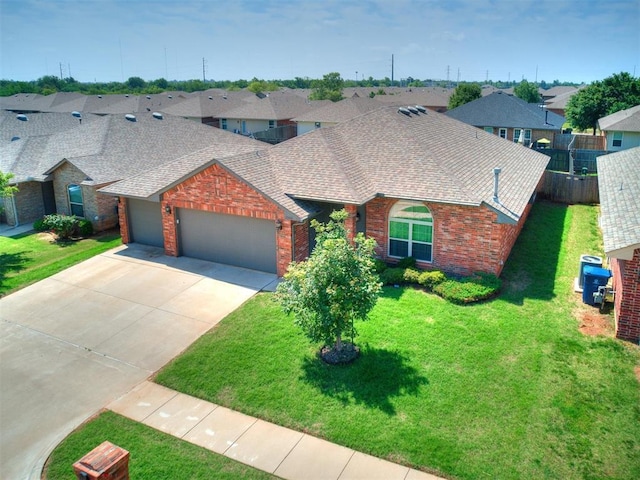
[0,244,277,480]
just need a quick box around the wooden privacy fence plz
[538,170,599,204]
[542,149,605,173]
[554,133,606,150]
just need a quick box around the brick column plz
[344,204,358,242]
[117,198,130,244]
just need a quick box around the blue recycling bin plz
[582,266,611,305]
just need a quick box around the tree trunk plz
[335,334,343,351]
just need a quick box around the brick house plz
[101,106,549,277]
[597,147,640,344]
[446,91,565,147]
[1,112,264,230]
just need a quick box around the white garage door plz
[178,208,277,273]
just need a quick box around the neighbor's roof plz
[0,111,101,142]
[220,91,326,121]
[597,105,640,132]
[2,112,264,185]
[292,97,389,123]
[446,91,565,129]
[597,147,640,259]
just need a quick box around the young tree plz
[514,80,541,103]
[448,83,481,109]
[275,209,382,364]
[566,72,640,134]
[309,72,344,102]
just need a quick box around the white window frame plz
[221,118,228,130]
[268,120,276,129]
[68,184,84,218]
[612,131,623,147]
[388,201,433,263]
[499,128,507,139]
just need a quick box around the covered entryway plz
[177,208,277,273]
[127,199,163,247]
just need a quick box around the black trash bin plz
[582,266,611,306]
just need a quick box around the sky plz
[1,0,639,85]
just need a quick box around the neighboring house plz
[0,112,264,230]
[218,91,326,140]
[540,86,579,102]
[292,97,390,135]
[101,106,549,277]
[446,91,565,146]
[597,105,640,152]
[596,147,640,344]
[158,91,247,127]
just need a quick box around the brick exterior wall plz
[51,163,118,231]
[160,163,294,276]
[611,249,640,343]
[3,182,44,225]
[366,197,532,276]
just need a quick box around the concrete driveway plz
[0,244,277,480]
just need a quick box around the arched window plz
[68,184,84,217]
[388,201,433,262]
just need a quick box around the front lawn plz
[44,411,276,480]
[0,229,121,296]
[156,202,640,480]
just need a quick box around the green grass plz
[155,202,640,480]
[44,411,277,480]
[0,229,122,296]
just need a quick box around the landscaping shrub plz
[380,267,407,286]
[403,268,421,284]
[76,219,94,237]
[33,217,47,232]
[373,258,388,274]
[43,214,78,240]
[433,272,501,304]
[417,270,446,289]
[396,256,417,269]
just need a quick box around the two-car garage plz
[177,208,277,274]
[125,199,277,274]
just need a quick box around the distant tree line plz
[0,74,579,98]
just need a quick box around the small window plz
[268,120,276,129]
[484,127,494,133]
[221,118,228,130]
[612,131,622,147]
[68,184,84,217]
[499,128,507,139]
[315,122,321,129]
[388,201,433,262]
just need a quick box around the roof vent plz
[152,112,163,120]
[407,106,419,114]
[493,167,502,203]
[398,107,411,117]
[415,105,427,113]
[16,114,27,121]
[168,94,173,99]
[146,95,151,99]
[125,114,137,122]
[125,94,129,97]
[11,136,20,141]
[98,95,102,98]
[71,111,82,118]
[208,96,213,100]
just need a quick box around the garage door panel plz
[128,199,163,247]
[178,209,276,273]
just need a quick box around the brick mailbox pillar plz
[72,441,130,480]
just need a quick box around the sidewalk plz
[109,381,444,480]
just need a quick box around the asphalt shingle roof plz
[597,105,640,132]
[445,91,565,130]
[596,147,640,257]
[292,97,390,123]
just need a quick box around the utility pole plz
[457,68,460,85]
[202,57,206,83]
[485,70,489,83]
[535,65,538,83]
[59,62,63,80]
[446,65,450,87]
